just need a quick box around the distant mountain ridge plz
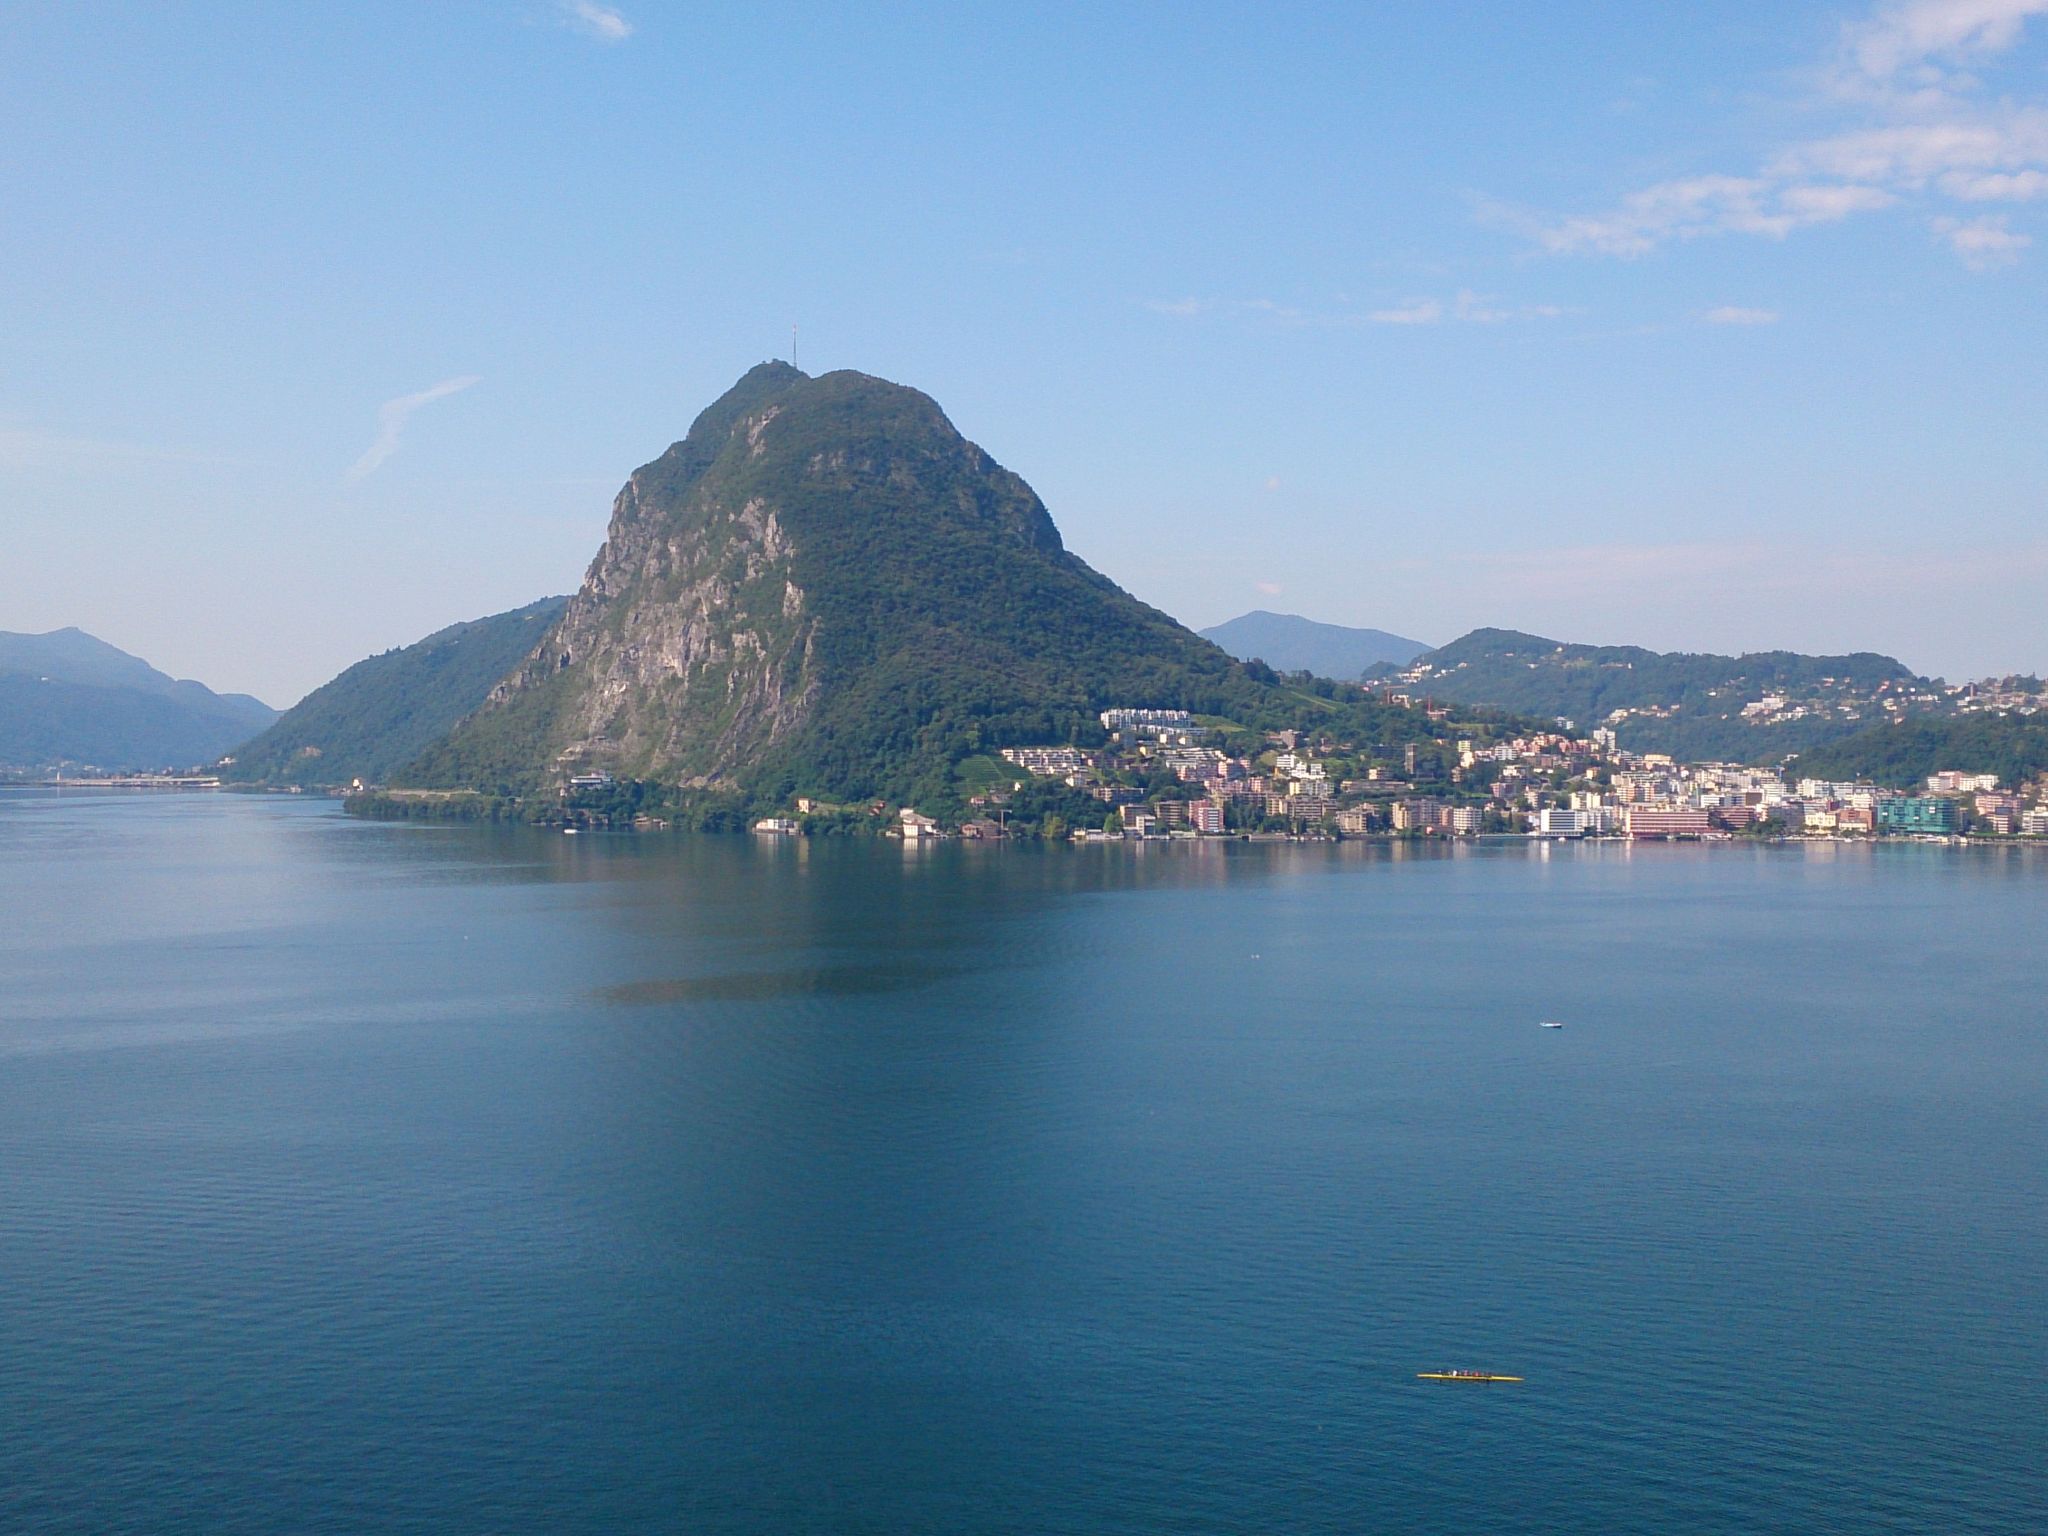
[224,598,569,786]
[1199,611,1430,678]
[0,628,276,773]
[1395,627,1940,763]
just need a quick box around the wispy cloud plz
[1507,0,2046,265]
[1703,305,1781,325]
[1934,211,2033,265]
[561,1,632,43]
[0,426,242,472]
[1145,292,1561,329]
[347,376,480,481]
[1367,298,1443,325]
[1469,536,2048,602]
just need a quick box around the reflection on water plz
[0,791,2043,1536]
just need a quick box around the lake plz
[2,792,2042,1534]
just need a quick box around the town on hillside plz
[752,704,2048,844]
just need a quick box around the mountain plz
[0,628,276,774]
[1395,628,1936,763]
[405,363,1489,806]
[223,598,569,787]
[1200,611,1429,677]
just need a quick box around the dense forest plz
[1790,714,2048,790]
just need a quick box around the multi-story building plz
[1392,798,1443,832]
[1928,770,1998,794]
[2023,808,2048,836]
[1000,746,1096,777]
[1876,797,1959,835]
[1187,802,1225,834]
[1536,807,1584,837]
[1446,806,1484,835]
[1625,806,1712,840]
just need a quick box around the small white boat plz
[1539,1019,1564,1029]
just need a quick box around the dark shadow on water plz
[599,961,960,1006]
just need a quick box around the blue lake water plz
[1,791,2043,1534]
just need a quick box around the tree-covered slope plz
[0,628,276,773]
[223,598,567,786]
[406,364,1501,805]
[1200,611,1429,677]
[1791,714,2048,790]
[1401,628,1930,762]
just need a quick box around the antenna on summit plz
[790,321,799,370]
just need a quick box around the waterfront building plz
[1625,806,1712,840]
[1875,797,1959,835]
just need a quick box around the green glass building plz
[1876,797,1959,834]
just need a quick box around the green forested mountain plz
[1200,611,1429,677]
[406,364,1505,808]
[224,598,567,786]
[1791,714,2048,790]
[0,628,276,773]
[1398,628,1931,762]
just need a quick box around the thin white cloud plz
[1254,580,1284,596]
[1452,290,1511,322]
[1513,0,2046,264]
[1146,293,1560,328]
[0,426,241,471]
[1942,167,2048,198]
[1703,305,1781,325]
[1934,212,2033,265]
[1368,299,1443,325]
[1843,0,2048,91]
[1469,536,2048,602]
[561,1,632,43]
[347,376,480,481]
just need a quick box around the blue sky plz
[4,1,2045,704]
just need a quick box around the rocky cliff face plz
[406,362,1254,800]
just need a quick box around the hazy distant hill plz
[1399,628,1934,763]
[224,598,568,786]
[0,628,276,773]
[1199,611,1429,678]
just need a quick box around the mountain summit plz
[408,364,1303,803]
